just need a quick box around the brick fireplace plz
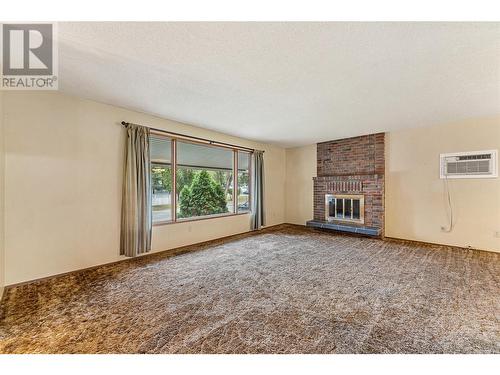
[307,133,385,237]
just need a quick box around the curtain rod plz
[121,121,263,153]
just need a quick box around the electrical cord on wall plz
[442,173,454,232]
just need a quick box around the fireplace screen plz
[325,194,364,224]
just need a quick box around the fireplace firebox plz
[325,194,364,224]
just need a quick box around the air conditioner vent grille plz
[446,160,491,175]
[457,153,491,161]
[440,150,497,179]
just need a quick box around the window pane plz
[328,197,335,218]
[352,199,360,220]
[344,199,352,219]
[238,151,250,170]
[150,136,173,223]
[176,141,234,219]
[336,198,344,218]
[237,152,250,213]
[177,141,233,170]
[150,135,171,163]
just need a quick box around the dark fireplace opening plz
[326,194,364,224]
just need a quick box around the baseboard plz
[286,222,497,254]
[282,222,315,230]
[4,223,288,290]
[384,236,497,255]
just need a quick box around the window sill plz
[153,211,251,226]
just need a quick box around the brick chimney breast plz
[312,133,385,236]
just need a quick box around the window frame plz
[150,132,252,226]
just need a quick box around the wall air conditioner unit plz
[440,150,498,179]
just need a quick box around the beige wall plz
[0,91,5,298]
[283,117,500,253]
[285,144,316,225]
[385,117,500,252]
[3,92,286,285]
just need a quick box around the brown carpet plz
[0,225,499,354]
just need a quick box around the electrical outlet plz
[495,231,500,238]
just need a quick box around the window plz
[150,136,173,223]
[237,151,250,213]
[150,134,252,224]
[176,141,234,219]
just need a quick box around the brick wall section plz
[313,133,385,236]
[317,133,385,176]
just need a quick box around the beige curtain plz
[120,123,152,257]
[251,151,265,230]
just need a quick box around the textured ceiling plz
[58,22,500,147]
